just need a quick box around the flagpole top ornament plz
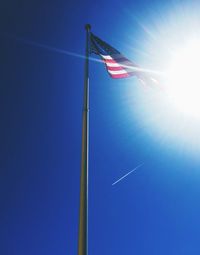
[85,24,91,31]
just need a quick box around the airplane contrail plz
[112,163,144,186]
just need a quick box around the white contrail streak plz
[112,163,144,186]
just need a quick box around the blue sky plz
[2,0,200,254]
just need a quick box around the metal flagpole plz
[78,24,91,255]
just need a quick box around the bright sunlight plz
[166,39,200,118]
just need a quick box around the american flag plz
[90,33,159,86]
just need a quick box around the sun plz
[126,4,200,157]
[166,39,200,118]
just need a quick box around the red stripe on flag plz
[103,59,117,64]
[104,57,128,64]
[110,73,130,79]
[107,66,125,71]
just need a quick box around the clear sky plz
[2,0,200,254]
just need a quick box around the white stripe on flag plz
[106,62,121,67]
[101,54,127,60]
[108,69,128,75]
[100,55,113,60]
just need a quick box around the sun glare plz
[166,40,200,118]
[125,3,200,157]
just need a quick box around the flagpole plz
[78,24,91,255]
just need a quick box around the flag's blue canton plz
[90,33,120,56]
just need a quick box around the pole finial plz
[85,24,91,31]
